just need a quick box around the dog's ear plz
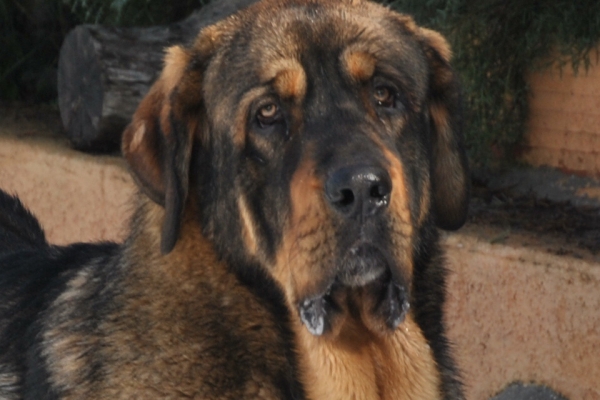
[122,45,204,254]
[419,28,470,231]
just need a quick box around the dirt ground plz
[3,102,600,259]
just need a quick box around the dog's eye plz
[256,103,282,127]
[373,86,395,108]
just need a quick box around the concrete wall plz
[1,132,599,399]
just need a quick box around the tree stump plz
[58,0,258,152]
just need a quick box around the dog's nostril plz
[326,165,391,217]
[370,182,389,200]
[338,189,355,207]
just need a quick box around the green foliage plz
[0,0,74,101]
[65,0,206,27]
[385,0,600,168]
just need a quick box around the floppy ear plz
[419,28,470,231]
[122,45,201,254]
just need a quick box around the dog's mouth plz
[298,243,410,336]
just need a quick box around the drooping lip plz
[297,241,408,336]
[297,251,411,336]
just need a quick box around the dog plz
[0,0,469,398]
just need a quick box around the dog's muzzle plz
[298,164,409,336]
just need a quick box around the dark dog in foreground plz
[0,0,469,398]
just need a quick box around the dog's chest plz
[296,316,442,400]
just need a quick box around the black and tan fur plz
[0,0,469,398]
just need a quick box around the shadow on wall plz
[491,382,568,400]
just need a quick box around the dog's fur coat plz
[0,1,469,398]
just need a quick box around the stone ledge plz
[0,133,134,244]
[445,227,599,400]
[0,132,598,400]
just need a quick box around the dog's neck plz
[292,313,441,400]
[124,196,223,281]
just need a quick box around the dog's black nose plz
[325,165,391,218]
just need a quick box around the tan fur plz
[239,194,259,256]
[293,315,441,400]
[343,50,376,82]
[161,46,190,99]
[419,28,452,63]
[273,157,335,302]
[105,202,289,399]
[128,123,146,152]
[382,148,414,276]
[265,60,307,101]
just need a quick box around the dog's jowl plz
[0,0,469,399]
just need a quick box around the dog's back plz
[0,190,119,399]
[0,191,47,254]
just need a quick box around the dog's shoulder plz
[0,190,120,398]
[0,239,119,399]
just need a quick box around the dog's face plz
[122,0,468,338]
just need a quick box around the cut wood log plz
[58,0,258,152]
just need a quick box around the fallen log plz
[57,0,258,152]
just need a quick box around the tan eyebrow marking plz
[342,49,376,82]
[261,58,307,100]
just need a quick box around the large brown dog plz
[0,0,469,398]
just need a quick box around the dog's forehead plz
[203,0,428,95]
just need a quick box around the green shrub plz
[66,0,206,27]
[0,0,74,101]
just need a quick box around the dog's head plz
[122,0,468,337]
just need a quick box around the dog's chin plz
[298,244,410,337]
[336,244,389,287]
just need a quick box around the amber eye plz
[257,103,281,126]
[373,86,395,108]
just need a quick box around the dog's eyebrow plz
[341,46,376,82]
[260,58,306,100]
